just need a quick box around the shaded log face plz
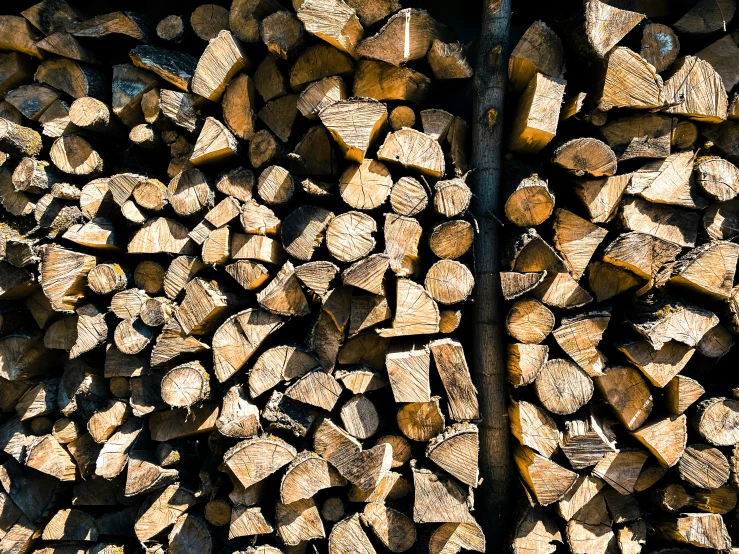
[0,2,486,553]
[503,8,739,553]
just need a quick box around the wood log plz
[652,513,730,550]
[506,298,554,344]
[191,30,250,102]
[535,359,593,415]
[190,4,229,41]
[598,47,663,111]
[508,73,565,154]
[674,0,735,34]
[596,366,652,430]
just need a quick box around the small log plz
[678,444,729,489]
[160,361,210,409]
[687,486,737,515]
[156,15,187,42]
[319,98,387,162]
[631,414,687,467]
[168,168,214,219]
[592,450,648,495]
[552,209,607,280]
[620,197,699,248]
[377,279,440,337]
[297,76,346,120]
[290,43,354,93]
[169,514,211,554]
[651,513,730,550]
[388,106,415,131]
[222,74,259,141]
[110,288,148,319]
[339,159,392,210]
[0,119,42,156]
[603,231,681,280]
[276,498,324,545]
[297,0,361,57]
[191,30,250,102]
[340,394,380,439]
[669,241,739,300]
[112,64,158,127]
[628,151,705,209]
[513,444,577,506]
[505,298,554,344]
[254,54,288,103]
[378,127,444,177]
[427,39,472,80]
[148,403,218,442]
[70,11,153,41]
[627,294,719,350]
[535,360,594,416]
[257,165,294,206]
[583,0,643,58]
[258,94,298,142]
[212,309,284,382]
[695,156,739,202]
[35,58,105,100]
[509,399,558,458]
[328,514,375,554]
[596,366,652,430]
[133,178,168,211]
[362,502,415,552]
[553,309,610,376]
[598,47,663,111]
[507,343,548,388]
[694,397,739,446]
[5,84,60,120]
[385,342,430,403]
[356,8,451,66]
[12,158,62,194]
[551,138,616,177]
[190,117,239,165]
[601,113,671,161]
[640,23,679,72]
[674,0,735,34]
[354,60,430,104]
[617,338,694,388]
[190,4,229,41]
[261,10,304,60]
[662,56,727,123]
[504,173,555,227]
[508,73,565,154]
[49,135,103,175]
[42,509,97,541]
[229,0,283,43]
[664,374,704,415]
[134,485,196,542]
[396,397,445,441]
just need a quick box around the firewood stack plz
[0,1,482,553]
[506,1,739,553]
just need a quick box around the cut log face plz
[662,56,727,123]
[378,128,445,178]
[514,444,577,506]
[695,157,739,201]
[192,30,250,102]
[535,359,594,416]
[596,366,653,430]
[319,98,387,162]
[599,47,663,111]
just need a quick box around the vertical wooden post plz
[471,0,512,548]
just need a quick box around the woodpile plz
[0,1,482,553]
[507,2,739,553]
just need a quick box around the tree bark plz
[471,0,511,548]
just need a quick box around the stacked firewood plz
[506,1,739,553]
[0,1,482,553]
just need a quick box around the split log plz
[535,359,594,415]
[508,73,565,154]
[191,30,250,102]
[598,47,663,111]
